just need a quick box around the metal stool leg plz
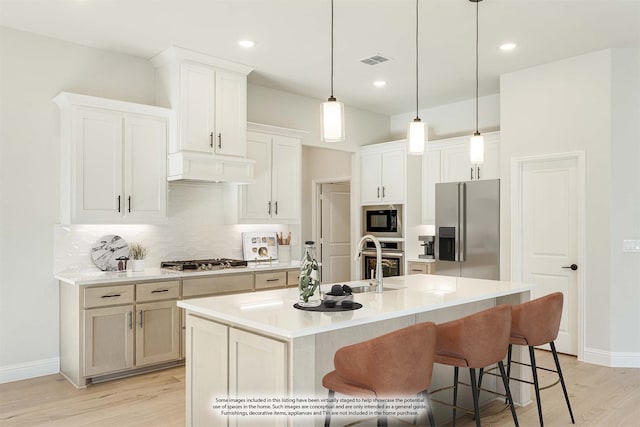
[498,361,519,427]
[550,342,575,424]
[423,390,436,427]
[377,399,387,427]
[505,343,513,404]
[452,366,459,427]
[469,368,481,427]
[528,346,544,426]
[477,367,484,402]
[324,389,334,427]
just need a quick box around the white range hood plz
[168,152,255,184]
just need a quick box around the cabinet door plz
[135,300,180,366]
[271,135,301,223]
[421,149,441,224]
[380,148,405,203]
[186,315,228,427]
[215,70,247,157]
[84,305,134,377]
[229,328,287,427]
[475,139,500,180]
[179,62,215,153]
[123,115,168,223]
[240,133,272,220]
[441,143,473,183]
[408,262,428,275]
[360,151,383,204]
[73,108,123,223]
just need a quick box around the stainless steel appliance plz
[362,241,404,279]
[435,179,500,279]
[161,258,248,272]
[363,205,402,237]
[418,235,435,259]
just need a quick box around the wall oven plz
[363,205,402,237]
[361,241,404,279]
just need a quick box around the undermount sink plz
[348,282,402,293]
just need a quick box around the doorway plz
[511,152,585,356]
[315,181,351,283]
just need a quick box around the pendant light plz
[469,0,484,164]
[407,0,426,155]
[321,0,345,142]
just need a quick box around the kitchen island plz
[178,274,534,426]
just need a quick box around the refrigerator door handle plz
[458,182,466,262]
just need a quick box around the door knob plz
[562,264,578,271]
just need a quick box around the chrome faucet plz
[354,234,383,293]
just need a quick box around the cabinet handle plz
[411,269,422,272]
[218,133,222,149]
[128,311,133,330]
[128,196,131,213]
[151,289,169,293]
[210,132,214,148]
[117,195,121,213]
[477,166,481,180]
[377,187,380,198]
[266,278,280,282]
[471,167,474,180]
[268,201,272,215]
[274,201,278,215]
[101,293,121,298]
[138,310,143,328]
[382,186,386,198]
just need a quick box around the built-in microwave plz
[363,206,402,237]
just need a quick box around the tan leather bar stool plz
[479,292,575,426]
[322,322,438,427]
[431,305,519,427]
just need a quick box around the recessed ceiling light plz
[373,80,387,88]
[238,40,255,48]
[499,42,517,51]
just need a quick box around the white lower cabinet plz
[186,314,288,427]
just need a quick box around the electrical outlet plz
[622,240,640,253]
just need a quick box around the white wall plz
[389,94,500,141]
[500,48,640,364]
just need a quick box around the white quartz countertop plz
[178,275,534,340]
[55,261,301,286]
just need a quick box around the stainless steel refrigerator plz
[435,179,500,279]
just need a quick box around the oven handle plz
[361,251,404,258]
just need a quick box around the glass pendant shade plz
[321,98,345,142]
[470,132,485,164]
[408,119,426,155]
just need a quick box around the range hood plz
[168,152,255,184]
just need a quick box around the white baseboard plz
[583,348,640,368]
[0,358,60,384]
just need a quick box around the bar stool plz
[322,322,438,427]
[482,292,575,426]
[431,305,519,427]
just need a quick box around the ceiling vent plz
[360,54,390,66]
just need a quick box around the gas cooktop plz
[161,258,248,272]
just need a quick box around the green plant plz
[299,251,320,303]
[130,243,148,260]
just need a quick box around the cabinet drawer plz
[408,262,428,275]
[136,280,180,302]
[84,285,134,308]
[182,273,253,298]
[285,269,300,286]
[255,271,286,290]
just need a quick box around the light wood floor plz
[1,350,639,426]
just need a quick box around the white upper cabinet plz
[239,123,306,224]
[421,131,500,225]
[54,92,170,224]
[152,47,254,183]
[360,140,406,205]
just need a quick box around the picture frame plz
[242,232,279,262]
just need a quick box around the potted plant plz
[129,243,148,272]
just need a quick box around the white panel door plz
[180,62,215,153]
[124,115,167,223]
[360,151,382,204]
[320,183,351,283]
[271,135,301,223]
[521,157,579,354]
[215,70,247,157]
[74,108,123,222]
[241,133,272,220]
[380,148,405,203]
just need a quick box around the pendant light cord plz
[415,0,419,120]
[330,0,334,99]
[475,0,479,133]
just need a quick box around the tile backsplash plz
[54,182,296,273]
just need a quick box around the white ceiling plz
[1,0,639,116]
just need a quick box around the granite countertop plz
[55,261,301,286]
[178,274,534,339]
